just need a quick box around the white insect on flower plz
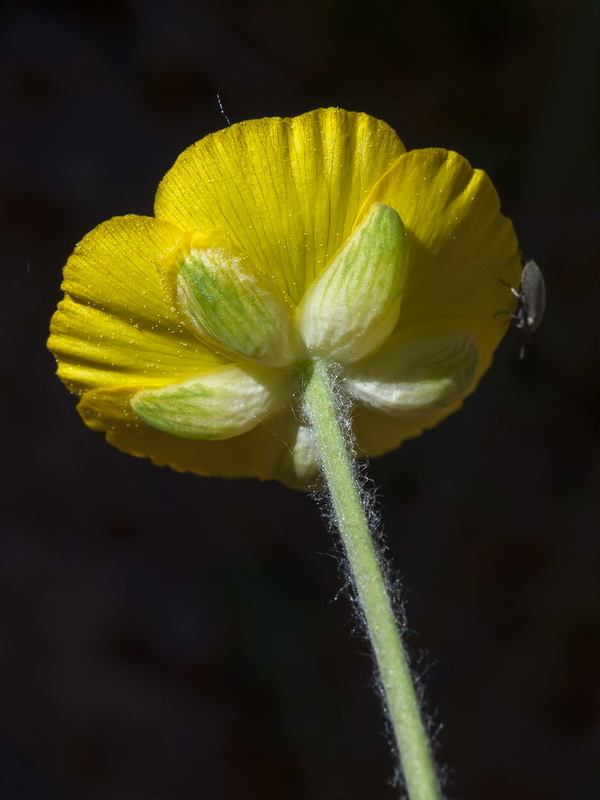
[500,259,546,358]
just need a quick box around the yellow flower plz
[48,108,520,489]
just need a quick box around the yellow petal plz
[344,326,478,415]
[352,402,458,459]
[131,364,293,440]
[295,203,407,363]
[154,108,406,304]
[49,216,223,395]
[77,389,318,489]
[360,149,521,378]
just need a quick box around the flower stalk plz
[302,359,441,800]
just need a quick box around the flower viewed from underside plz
[49,108,520,489]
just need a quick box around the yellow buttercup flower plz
[49,108,520,489]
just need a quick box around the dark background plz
[1,0,597,798]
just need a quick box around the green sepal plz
[295,203,407,364]
[131,364,293,440]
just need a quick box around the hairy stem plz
[302,359,441,800]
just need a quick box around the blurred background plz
[1,0,597,798]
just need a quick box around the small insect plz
[499,260,546,358]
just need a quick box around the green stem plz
[302,359,441,800]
